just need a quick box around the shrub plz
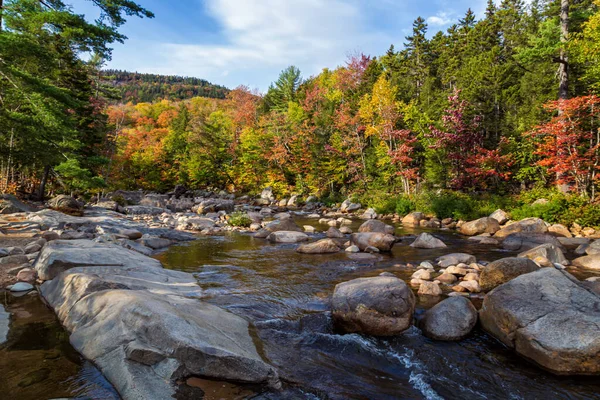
[413,190,515,220]
[228,212,252,227]
[395,196,416,216]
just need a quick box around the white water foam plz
[386,347,444,400]
[318,333,444,400]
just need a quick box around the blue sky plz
[70,0,509,91]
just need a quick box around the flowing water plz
[156,218,600,400]
[1,217,599,399]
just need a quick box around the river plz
[1,217,599,399]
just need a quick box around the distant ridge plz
[101,69,230,103]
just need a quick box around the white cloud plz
[426,11,454,27]
[150,0,390,90]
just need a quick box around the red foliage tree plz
[527,95,600,199]
[428,90,511,190]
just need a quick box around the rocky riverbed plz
[0,189,599,399]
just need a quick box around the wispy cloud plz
[102,0,517,90]
[426,11,454,27]
[150,0,390,89]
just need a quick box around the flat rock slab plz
[480,268,600,375]
[26,209,197,242]
[39,245,278,399]
[34,240,162,280]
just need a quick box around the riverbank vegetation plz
[1,0,600,226]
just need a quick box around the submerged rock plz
[419,297,477,341]
[480,268,600,375]
[479,257,539,292]
[332,276,415,336]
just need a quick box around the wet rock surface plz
[419,297,478,341]
[332,276,415,336]
[479,257,540,292]
[480,268,600,375]
[38,243,279,399]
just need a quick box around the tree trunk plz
[557,0,570,193]
[558,0,569,102]
[0,0,4,32]
[38,165,51,202]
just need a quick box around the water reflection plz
[0,290,118,400]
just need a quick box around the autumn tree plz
[428,90,510,190]
[528,95,600,199]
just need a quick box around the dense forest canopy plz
[101,69,229,103]
[1,0,600,224]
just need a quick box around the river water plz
[0,217,599,399]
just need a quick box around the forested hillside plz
[2,0,600,225]
[101,70,229,103]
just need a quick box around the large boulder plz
[402,212,424,227]
[0,194,34,214]
[351,232,396,252]
[494,218,548,239]
[358,219,395,234]
[572,254,600,270]
[460,217,500,236]
[489,209,509,225]
[48,195,82,211]
[296,239,341,254]
[40,262,278,399]
[410,233,447,249]
[585,240,600,255]
[419,297,478,341]
[340,199,361,213]
[548,224,573,238]
[479,257,539,292]
[480,268,600,375]
[332,276,415,336]
[518,243,569,266]
[266,231,309,243]
[34,239,162,281]
[501,233,564,251]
